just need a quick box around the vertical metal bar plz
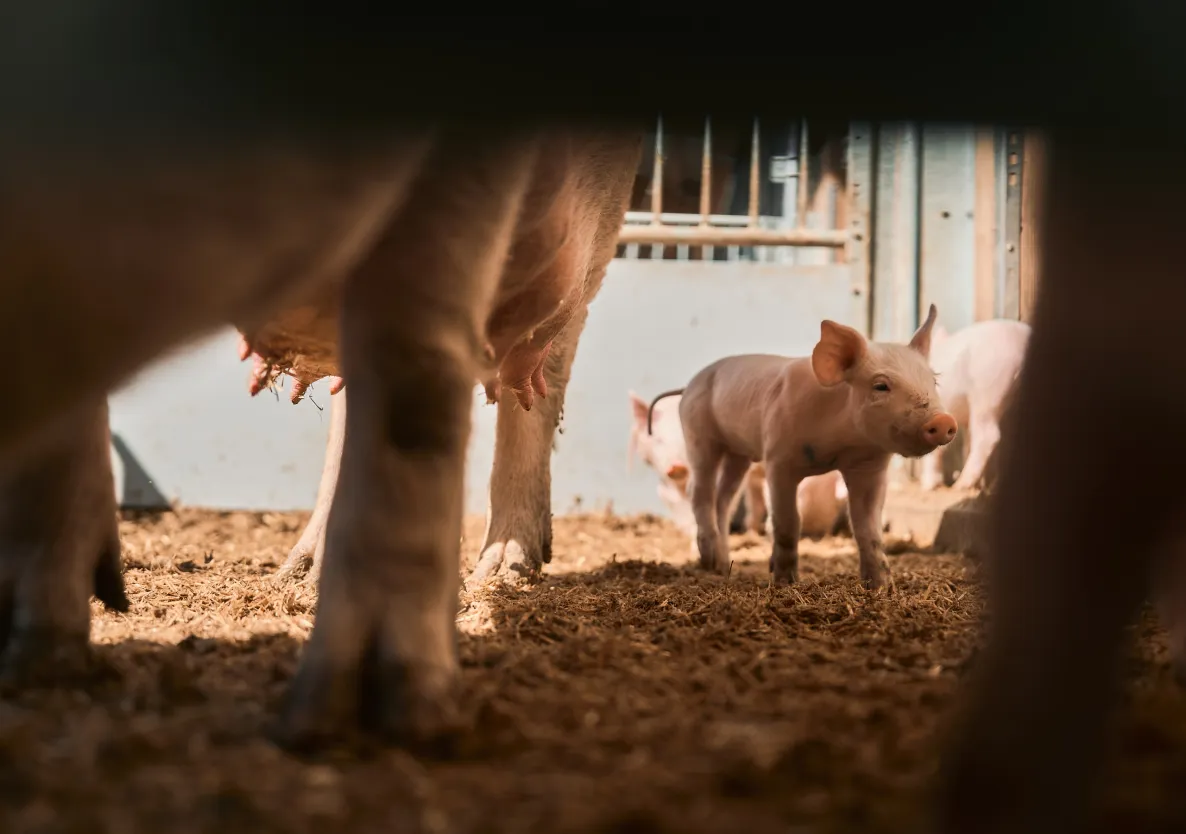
[748,118,761,261]
[1002,129,1024,318]
[796,118,810,231]
[846,121,876,336]
[895,123,922,336]
[699,115,714,261]
[748,118,761,227]
[650,115,666,261]
[699,117,713,224]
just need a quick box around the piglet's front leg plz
[840,463,893,592]
[765,464,803,584]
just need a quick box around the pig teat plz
[921,413,958,447]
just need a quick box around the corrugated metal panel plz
[918,125,977,333]
[871,123,921,343]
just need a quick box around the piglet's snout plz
[921,413,958,447]
[666,463,689,481]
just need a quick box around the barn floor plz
[2,510,1184,833]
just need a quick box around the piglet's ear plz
[811,320,868,387]
[629,391,649,428]
[909,304,938,358]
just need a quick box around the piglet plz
[676,305,956,589]
[628,391,848,539]
[918,318,1030,491]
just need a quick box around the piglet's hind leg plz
[686,444,725,574]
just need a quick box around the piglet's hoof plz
[769,540,800,584]
[695,534,724,573]
[860,559,894,593]
[769,558,800,585]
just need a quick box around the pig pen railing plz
[617,116,858,264]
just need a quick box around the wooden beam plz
[1019,130,1047,323]
[973,127,998,320]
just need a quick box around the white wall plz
[109,259,856,516]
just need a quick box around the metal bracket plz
[769,155,799,184]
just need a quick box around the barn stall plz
[9,123,1181,833]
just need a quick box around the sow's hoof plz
[0,540,129,693]
[469,540,546,585]
[270,653,466,758]
[0,629,119,693]
[268,583,467,756]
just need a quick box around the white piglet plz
[918,318,1031,491]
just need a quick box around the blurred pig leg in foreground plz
[276,134,539,749]
[934,133,1186,833]
[260,133,642,586]
[0,142,429,694]
[0,397,127,687]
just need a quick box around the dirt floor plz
[2,509,1185,833]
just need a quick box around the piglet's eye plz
[872,382,890,392]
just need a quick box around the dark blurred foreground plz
[1,3,1185,149]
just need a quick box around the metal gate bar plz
[619,115,847,250]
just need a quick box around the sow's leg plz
[274,134,538,750]
[933,134,1186,833]
[471,307,588,583]
[0,398,128,686]
[277,390,347,583]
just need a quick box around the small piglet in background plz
[676,305,956,590]
[628,391,848,539]
[918,318,1031,491]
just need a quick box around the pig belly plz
[267,130,643,587]
[244,131,641,414]
[0,141,429,461]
